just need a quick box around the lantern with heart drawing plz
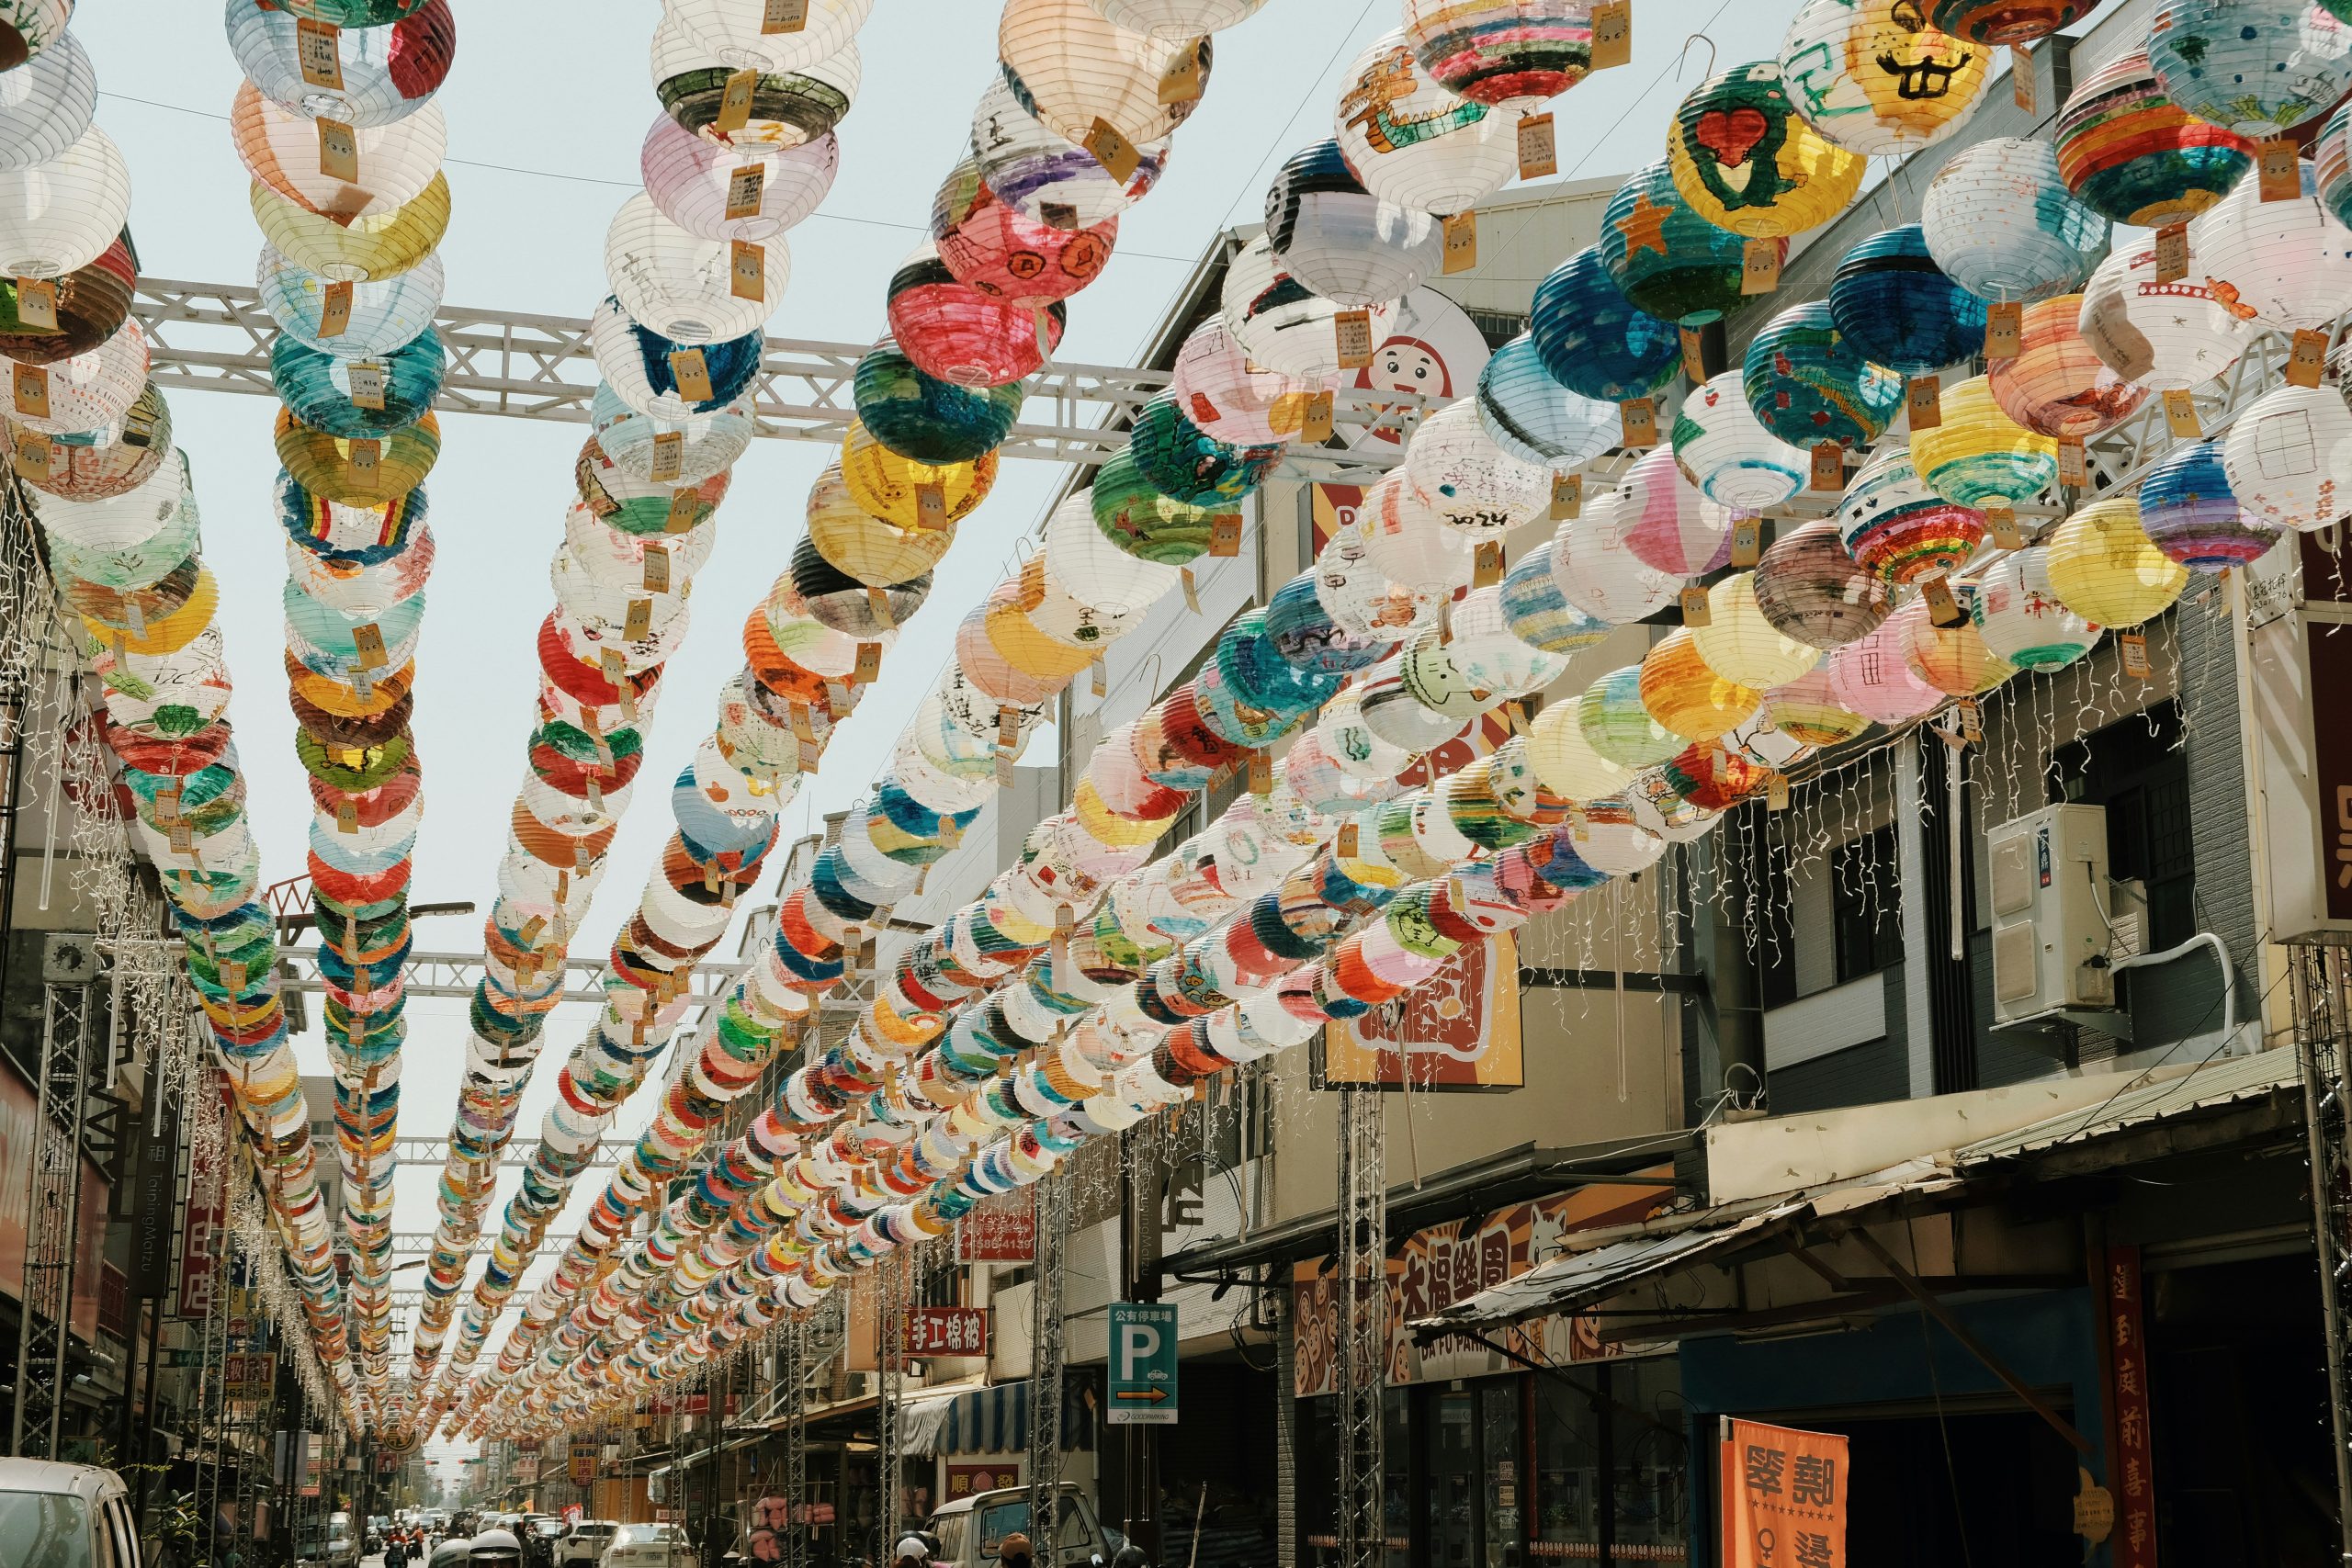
[1668,60,1865,239]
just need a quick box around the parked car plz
[926,1485,1113,1568]
[0,1459,142,1568]
[598,1521,687,1568]
[560,1520,620,1568]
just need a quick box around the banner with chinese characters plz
[1720,1418,1846,1568]
[2099,1246,2158,1568]
[570,1438,597,1486]
[957,1191,1035,1264]
[903,1305,989,1358]
[175,1098,227,1320]
[944,1461,1019,1502]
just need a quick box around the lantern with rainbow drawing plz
[2139,437,2280,570]
[1909,376,2058,509]
[2054,50,2253,228]
[1836,443,1988,584]
[1400,0,1595,108]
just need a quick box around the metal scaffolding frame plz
[9,942,102,1458]
[1332,1085,1386,1568]
[1026,1171,1067,1544]
[268,948,752,1007]
[2292,935,2352,1562]
[876,1247,909,1567]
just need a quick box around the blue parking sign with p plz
[1107,1302,1179,1426]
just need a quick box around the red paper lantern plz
[932,163,1118,309]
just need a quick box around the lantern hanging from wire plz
[643,117,838,243]
[1826,627,1932,725]
[1476,333,1617,470]
[1601,159,1769,327]
[999,0,1213,150]
[1921,137,2109,303]
[0,231,131,365]
[1528,695,1632,803]
[1988,292,2148,438]
[650,21,858,148]
[1640,630,1762,743]
[23,380,168,502]
[1671,370,1808,509]
[1972,546,2098,671]
[1741,299,1906,451]
[1911,376,2059,507]
[2223,380,2352,531]
[933,160,1118,308]
[2054,49,2252,227]
[2043,495,2188,626]
[258,245,444,360]
[1266,140,1442,309]
[605,194,789,345]
[1400,0,1594,109]
[1093,446,1234,563]
[2139,436,2281,570]
[227,0,455,128]
[1221,233,1361,382]
[1779,0,1990,156]
[232,82,446,221]
[665,0,872,73]
[1668,61,1865,239]
[1690,570,1822,691]
[268,327,444,439]
[249,174,450,283]
[1928,0,2102,45]
[277,409,438,505]
[1582,664,1682,767]
[969,74,1169,230]
[841,417,996,529]
[1826,224,1987,375]
[1755,517,1894,648]
[0,125,130,279]
[591,383,753,485]
[2075,240,2254,391]
[802,461,948,587]
[1530,246,1679,402]
[2147,0,2352,139]
[1333,29,1518,218]
[1837,442,1989,583]
[853,341,1021,466]
[1171,315,1337,446]
[1763,663,1871,747]
[0,27,91,171]
[2187,159,2352,332]
[589,299,761,419]
[888,243,1064,389]
[1403,399,1549,539]
[1362,471,1476,610]
[0,1,70,68]
[1129,393,1282,508]
[1895,592,2015,695]
[1551,483,1679,623]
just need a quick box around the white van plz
[0,1458,143,1568]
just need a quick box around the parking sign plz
[1107,1303,1179,1426]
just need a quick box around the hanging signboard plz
[1106,1303,1178,1426]
[570,1438,597,1486]
[2099,1246,2157,1568]
[902,1306,989,1358]
[1317,931,1523,1089]
[956,1191,1036,1264]
[131,1092,182,1297]
[176,1101,227,1319]
[1719,1418,1847,1568]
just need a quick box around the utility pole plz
[1117,1114,1161,1565]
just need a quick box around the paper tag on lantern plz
[1084,118,1141,182]
[340,437,379,490]
[1620,397,1657,447]
[219,958,246,995]
[585,774,606,815]
[1302,389,1335,444]
[728,239,766,303]
[1569,805,1590,841]
[641,541,673,594]
[900,479,943,532]
[644,491,695,540]
[10,362,46,421]
[335,798,359,836]
[1810,441,1844,491]
[316,279,355,339]
[1501,700,1527,736]
[939,813,963,849]
[854,640,884,684]
[993,749,1017,790]
[1442,209,1478,274]
[1551,471,1582,520]
[127,599,146,639]
[2289,328,2331,388]
[1208,512,1243,558]
[349,663,373,702]
[1516,112,1558,178]
[1956,697,1984,745]
[2154,223,2189,283]
[1918,569,1966,628]
[1334,309,1374,369]
[1906,374,1942,430]
[716,68,760,135]
[1765,770,1791,811]
[1181,566,1201,613]
[1158,42,1204,105]
[1679,585,1712,626]
[1740,237,1781,296]
[725,163,767,220]
[649,430,684,480]
[2259,138,2301,201]
[1337,821,1360,859]
[295,17,344,90]
[996,705,1022,753]
[346,360,387,410]
[1039,199,1080,231]
[2057,434,2087,487]
[13,275,55,332]
[668,347,717,403]
[1730,517,1762,567]
[623,598,653,642]
[2010,44,2035,113]
[351,621,389,670]
[1248,749,1272,795]
[1677,325,1707,384]
[1984,502,2026,549]
[1091,659,1108,697]
[154,784,181,825]
[1984,301,2022,359]
[762,0,808,33]
[317,118,360,183]
[2120,630,2151,679]
[1589,1,1631,68]
[866,585,897,629]
[1474,540,1505,587]
[10,428,48,482]
[787,703,816,744]
[2161,388,2202,438]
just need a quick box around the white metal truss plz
[1026,1172,1067,1542]
[383,1139,624,1172]
[267,947,751,1007]
[1332,1084,1386,1568]
[130,278,1417,482]
[10,950,99,1458]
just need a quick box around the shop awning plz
[895,1374,1097,1457]
[1950,1043,2301,1172]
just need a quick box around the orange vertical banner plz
[1721,1417,1849,1568]
[2100,1246,2160,1568]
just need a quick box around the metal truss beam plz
[10,960,98,1458]
[270,948,751,1007]
[132,278,1417,482]
[388,1230,582,1255]
[383,1139,625,1173]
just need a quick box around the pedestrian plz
[892,1537,928,1568]
[996,1533,1033,1568]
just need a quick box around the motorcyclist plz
[893,1537,930,1568]
[997,1534,1033,1568]
[469,1530,526,1568]
[385,1532,410,1568]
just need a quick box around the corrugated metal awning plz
[896,1375,1097,1458]
[1952,1046,2299,1167]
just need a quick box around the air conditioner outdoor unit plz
[1988,803,2117,1025]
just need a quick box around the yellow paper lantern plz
[1690,570,1823,691]
[1639,627,1761,742]
[2043,495,2188,627]
[1910,375,2058,507]
[839,418,996,530]
[806,462,955,585]
[1668,62,1866,240]
[1528,698,1634,803]
[250,174,451,283]
[82,565,217,657]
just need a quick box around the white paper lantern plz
[641,114,838,242]
[1000,0,1211,150]
[1266,140,1442,310]
[969,74,1169,230]
[1043,490,1179,616]
[0,28,91,171]
[591,382,754,485]
[1332,29,1519,218]
[2187,158,2352,333]
[1920,137,2108,303]
[1221,233,1361,381]
[1315,523,1421,640]
[0,124,130,278]
[1091,0,1266,35]
[1671,369,1808,510]
[605,192,791,344]
[1362,470,1475,611]
[1403,399,1549,539]
[0,317,145,435]
[667,0,873,73]
[1972,545,2098,671]
[231,80,447,220]
[2075,240,2254,392]
[1690,571,1821,691]
[1550,486,1678,624]
[2222,381,2352,532]
[1476,333,1616,470]
[1168,314,1329,446]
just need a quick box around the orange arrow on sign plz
[1114,1386,1170,1404]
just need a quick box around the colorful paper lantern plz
[1754,518,1893,648]
[0,1,70,68]
[1837,443,1989,583]
[1764,663,1871,746]
[1826,224,1987,375]
[2148,1,2352,138]
[1361,471,1475,609]
[1895,593,2016,696]
[969,74,1169,230]
[1828,613,1942,722]
[1530,246,1679,401]
[650,21,858,147]
[1741,300,1906,451]
[1972,546,2098,670]
[232,80,446,220]
[258,245,444,360]
[1092,446,1228,563]
[2188,159,2352,332]
[269,328,445,439]
[605,194,790,345]
[1640,629,1761,742]
[1170,315,1336,446]
[592,383,753,483]
[841,418,996,530]
[2139,437,2280,570]
[250,174,450,283]
[999,0,1213,149]
[1497,540,1606,654]
[277,409,438,505]
[23,380,169,502]
[0,232,132,365]
[0,317,144,434]
[1400,0,1593,108]
[1779,0,1989,155]
[2320,101,2352,226]
[1988,293,2148,438]
[2075,240,2254,391]
[1928,0,2101,45]
[1528,695,1632,801]
[1476,333,1617,470]
[1581,664,1681,767]
[1600,159,1767,327]
[1668,61,1865,240]
[1550,484,1678,623]
[1671,371,1807,509]
[1910,376,2058,507]
[1690,571,1821,691]
[933,160,1117,308]
[0,28,92,170]
[852,342,1021,466]
[1128,394,1281,508]
[1402,399,1548,538]
[642,117,837,242]
[2054,50,2253,227]
[1266,140,1442,310]
[808,462,955,586]
[1921,137,2108,303]
[2222,381,2352,531]
[0,125,131,278]
[1333,29,1518,218]
[1619,445,1728,576]
[2042,495,2189,627]
[888,243,1065,389]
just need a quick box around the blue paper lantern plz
[268,326,445,439]
[1742,301,1906,450]
[2138,436,2282,571]
[1476,333,1618,468]
[851,340,1021,465]
[1600,158,1770,327]
[1530,246,1679,402]
[1827,225,1990,375]
[258,244,444,359]
[2148,0,2352,140]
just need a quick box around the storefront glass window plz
[1384,1387,1412,1568]
[1532,1355,1685,1566]
[1609,1359,1689,1563]
[1430,1391,1479,1568]
[1534,1374,1601,1562]
[1483,1380,1524,1568]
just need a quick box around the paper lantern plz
[1400,0,1592,109]
[1092,446,1227,563]
[277,409,437,505]
[1476,333,1617,469]
[2075,241,2253,392]
[2148,1,2352,138]
[999,0,1213,149]
[1530,247,1679,401]
[0,232,131,365]
[852,342,1020,465]
[2188,160,2352,331]
[800,463,944,588]
[650,22,858,147]
[1755,519,1892,648]
[1035,489,1174,618]
[232,82,446,220]
[1691,571,1822,690]
[2054,50,2252,228]
[2323,101,2352,225]
[1640,630,1760,742]
[23,381,168,502]
[1972,545,2098,671]
[1894,594,2015,695]
[1922,137,2108,305]
[667,0,871,73]
[1403,400,1548,538]
[1170,315,1334,446]
[887,243,1065,389]
[1780,0,1988,155]
[1826,225,1986,375]
[1741,300,1905,451]
[642,118,836,243]
[1613,445,1723,576]
[1581,665,1680,767]
[258,245,444,360]
[2223,381,2352,530]
[934,161,1116,308]
[605,195,790,345]
[1837,443,1988,583]
[1988,293,2147,438]
[0,318,144,435]
[1601,159,1766,327]
[1219,234,1363,381]
[1911,376,2058,507]
[1424,584,1566,696]
[2042,495,2190,628]
[0,28,91,170]
[228,0,454,128]
[1762,663,1870,747]
[35,445,187,553]
[1928,0,2101,44]
[841,418,996,530]
[1668,62,1865,240]
[591,383,753,484]
[591,298,762,419]
[250,174,450,283]
[1551,484,1678,623]
[1333,30,1517,218]
[969,74,1168,230]
[1361,471,1474,612]
[0,125,130,278]
[1495,541,1605,654]
[1092,0,1265,35]
[1265,141,1442,310]
[1669,371,1806,509]
[0,1,68,68]
[270,328,444,439]
[2140,437,2279,570]
[1828,614,1942,722]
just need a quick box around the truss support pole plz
[1333,1085,1386,1568]
[11,950,99,1457]
[876,1250,907,1565]
[1027,1171,1068,1538]
[2292,935,2352,1563]
[782,1314,808,1568]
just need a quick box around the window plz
[1831,827,1904,983]
[0,1491,95,1568]
[2052,703,2195,952]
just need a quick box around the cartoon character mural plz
[1343,285,1492,449]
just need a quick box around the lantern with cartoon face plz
[1780,0,1989,156]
